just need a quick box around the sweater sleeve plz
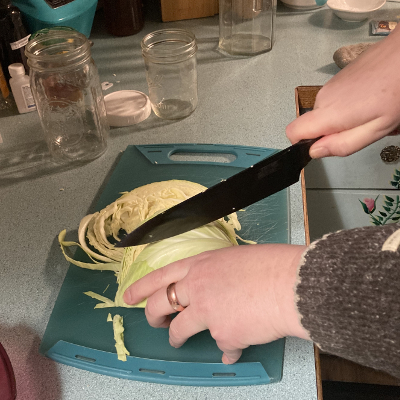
[295,223,400,378]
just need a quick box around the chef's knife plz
[116,138,319,247]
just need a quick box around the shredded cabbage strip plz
[58,180,252,310]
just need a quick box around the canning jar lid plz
[104,90,151,126]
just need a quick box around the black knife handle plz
[294,137,321,167]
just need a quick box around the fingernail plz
[309,146,330,159]
[123,290,132,304]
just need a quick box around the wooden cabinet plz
[160,0,219,21]
[306,189,400,240]
[296,86,400,242]
[305,137,400,190]
[297,86,400,388]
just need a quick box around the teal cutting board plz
[40,144,290,386]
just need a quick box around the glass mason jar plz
[141,29,198,120]
[25,29,109,164]
[219,0,277,56]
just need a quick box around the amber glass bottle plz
[103,0,144,37]
[0,0,30,81]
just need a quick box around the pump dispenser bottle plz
[8,63,36,114]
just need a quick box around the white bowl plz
[327,0,386,22]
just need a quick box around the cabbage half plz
[59,180,247,308]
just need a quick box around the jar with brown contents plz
[25,29,109,164]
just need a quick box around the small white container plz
[8,63,36,114]
[327,0,386,22]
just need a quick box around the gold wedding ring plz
[166,282,185,312]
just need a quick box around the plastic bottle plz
[0,0,30,82]
[8,63,36,114]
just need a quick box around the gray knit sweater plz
[296,223,400,378]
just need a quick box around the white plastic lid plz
[104,90,151,127]
[8,63,25,77]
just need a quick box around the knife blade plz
[116,138,319,247]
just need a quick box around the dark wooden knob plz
[380,145,400,163]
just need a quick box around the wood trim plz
[301,169,323,400]
[295,85,322,110]
[296,86,323,400]
[314,346,324,400]
[320,354,400,386]
[160,0,219,22]
[301,168,311,247]
[295,85,400,390]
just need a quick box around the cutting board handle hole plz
[139,368,166,375]
[75,355,96,363]
[212,372,237,377]
[169,152,237,164]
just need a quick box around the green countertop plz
[1,2,399,399]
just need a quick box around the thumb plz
[221,349,243,365]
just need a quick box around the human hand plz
[286,27,400,158]
[123,244,310,364]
